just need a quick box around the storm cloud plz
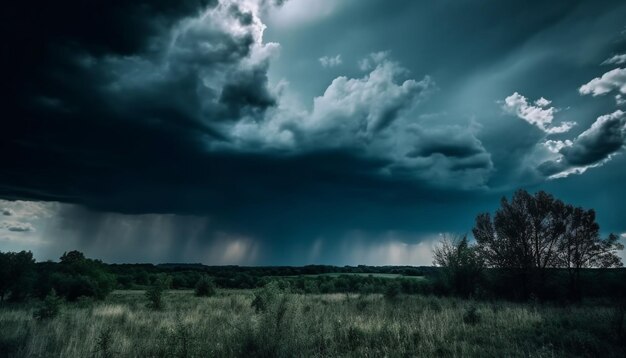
[3,0,626,264]
[539,110,626,178]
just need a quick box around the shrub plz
[251,282,281,313]
[194,276,216,297]
[33,289,62,320]
[463,306,481,325]
[146,278,167,310]
[384,281,401,301]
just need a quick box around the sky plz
[2,0,626,265]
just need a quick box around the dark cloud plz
[3,0,626,264]
[2,209,12,216]
[538,110,626,177]
[408,128,487,159]
[1,0,281,213]
[229,4,255,25]
[1,222,35,232]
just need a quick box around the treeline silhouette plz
[1,190,624,303]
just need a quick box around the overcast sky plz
[2,0,626,265]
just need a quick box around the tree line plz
[1,189,624,303]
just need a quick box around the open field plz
[1,290,625,357]
[272,273,427,279]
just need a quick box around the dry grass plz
[0,290,624,357]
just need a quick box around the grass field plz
[1,289,625,357]
[276,273,426,279]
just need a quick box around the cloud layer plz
[3,0,626,263]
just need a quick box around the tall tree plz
[473,190,565,297]
[558,207,623,298]
[433,235,484,297]
[473,189,623,299]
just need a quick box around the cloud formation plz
[538,110,626,178]
[231,54,492,188]
[319,55,342,68]
[602,54,626,65]
[1,221,35,232]
[503,92,575,134]
[579,68,626,98]
[3,0,626,263]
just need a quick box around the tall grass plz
[0,290,624,357]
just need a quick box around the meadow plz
[1,289,625,357]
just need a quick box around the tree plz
[432,235,483,297]
[473,189,623,299]
[473,190,568,297]
[558,207,623,298]
[0,251,35,302]
[53,250,116,300]
[60,250,86,265]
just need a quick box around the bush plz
[463,306,481,325]
[194,276,216,297]
[251,282,281,313]
[33,289,63,320]
[146,278,167,310]
[384,281,401,301]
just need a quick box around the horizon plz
[2,0,626,266]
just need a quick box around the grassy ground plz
[274,273,426,279]
[1,290,624,357]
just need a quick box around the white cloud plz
[0,200,57,220]
[319,54,342,68]
[579,68,626,97]
[543,139,572,153]
[602,54,626,65]
[305,58,431,140]
[358,51,390,71]
[503,92,575,134]
[535,97,552,107]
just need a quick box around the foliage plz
[146,276,168,310]
[194,276,216,297]
[384,281,401,300]
[52,250,116,301]
[433,234,484,297]
[473,189,623,299]
[251,282,281,313]
[0,250,35,302]
[33,289,63,320]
